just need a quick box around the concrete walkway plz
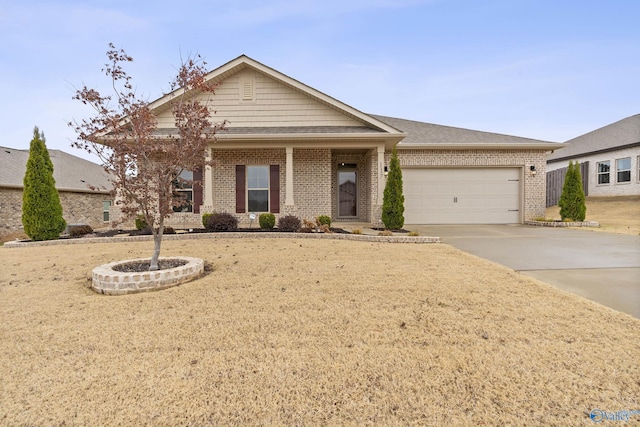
[406,224,640,318]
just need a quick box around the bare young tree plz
[70,44,225,270]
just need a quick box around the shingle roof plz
[547,114,640,162]
[0,146,112,193]
[371,115,558,147]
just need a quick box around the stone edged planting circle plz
[92,256,204,295]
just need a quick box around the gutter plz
[396,142,563,150]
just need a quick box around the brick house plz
[546,114,640,204]
[135,55,561,228]
[0,146,112,237]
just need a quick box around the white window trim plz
[596,161,611,186]
[247,165,270,213]
[615,157,631,184]
[103,200,112,222]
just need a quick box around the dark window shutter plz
[270,165,280,213]
[192,168,203,214]
[236,165,246,213]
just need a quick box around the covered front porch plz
[202,142,391,226]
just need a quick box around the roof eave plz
[212,132,406,150]
[396,142,563,150]
[547,141,640,163]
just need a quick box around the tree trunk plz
[149,220,164,271]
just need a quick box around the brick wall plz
[0,188,111,236]
[394,149,548,221]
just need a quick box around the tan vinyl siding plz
[156,69,363,129]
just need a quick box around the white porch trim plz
[285,146,295,206]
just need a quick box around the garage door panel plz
[403,168,521,224]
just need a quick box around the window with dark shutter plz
[270,165,280,213]
[236,165,246,213]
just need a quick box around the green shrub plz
[559,161,586,221]
[408,231,419,236]
[135,215,148,231]
[69,225,94,237]
[205,212,238,232]
[21,127,66,241]
[259,213,276,230]
[277,215,301,232]
[382,147,405,230]
[316,215,332,227]
[202,213,213,228]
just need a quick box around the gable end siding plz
[156,69,365,129]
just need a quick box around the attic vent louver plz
[242,81,253,101]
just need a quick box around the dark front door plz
[338,170,357,217]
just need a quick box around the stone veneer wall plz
[210,148,332,226]
[0,188,111,236]
[394,149,548,221]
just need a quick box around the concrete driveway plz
[409,224,640,318]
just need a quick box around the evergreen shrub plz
[259,213,276,230]
[21,127,66,241]
[202,213,213,228]
[135,215,148,231]
[559,161,587,221]
[316,215,332,227]
[381,147,405,230]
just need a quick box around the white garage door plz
[403,168,521,224]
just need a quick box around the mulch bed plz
[111,258,188,273]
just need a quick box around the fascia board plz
[211,134,405,150]
[396,142,564,151]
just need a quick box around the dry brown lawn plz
[1,237,639,426]
[546,195,640,235]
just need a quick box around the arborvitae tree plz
[382,147,405,229]
[558,161,586,221]
[22,127,66,240]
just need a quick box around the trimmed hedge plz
[259,213,276,230]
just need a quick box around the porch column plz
[285,146,294,206]
[203,148,214,211]
[377,145,385,204]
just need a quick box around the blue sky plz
[1,0,638,162]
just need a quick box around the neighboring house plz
[122,55,561,227]
[546,114,640,205]
[0,146,112,236]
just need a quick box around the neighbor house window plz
[247,166,269,212]
[616,157,631,183]
[103,200,112,222]
[173,170,194,212]
[597,161,610,185]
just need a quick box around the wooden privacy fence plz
[546,162,589,207]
